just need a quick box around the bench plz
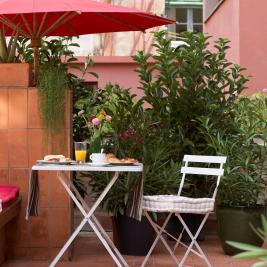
[0,186,21,264]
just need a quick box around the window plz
[165,1,203,34]
[175,8,202,33]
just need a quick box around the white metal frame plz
[142,155,226,267]
[32,164,143,267]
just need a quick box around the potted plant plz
[198,109,267,255]
[0,30,31,86]
[75,31,252,254]
[75,83,181,255]
[227,215,267,266]
[32,37,81,149]
[132,31,250,242]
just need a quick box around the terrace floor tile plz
[2,234,258,267]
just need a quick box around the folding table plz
[32,163,143,267]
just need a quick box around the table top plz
[32,163,143,172]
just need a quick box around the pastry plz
[105,154,138,163]
[44,155,65,162]
[59,157,72,162]
[106,157,121,163]
[124,158,138,163]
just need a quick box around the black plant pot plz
[166,213,205,242]
[112,214,156,256]
[217,205,265,255]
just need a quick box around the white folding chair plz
[141,155,227,267]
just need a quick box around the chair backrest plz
[177,155,227,200]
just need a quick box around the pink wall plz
[239,0,267,94]
[204,0,240,64]
[70,56,147,98]
[204,0,267,94]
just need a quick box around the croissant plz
[44,155,65,161]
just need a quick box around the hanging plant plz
[36,37,79,138]
[38,63,68,135]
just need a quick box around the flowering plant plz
[78,109,112,153]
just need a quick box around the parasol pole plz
[30,38,41,85]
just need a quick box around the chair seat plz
[143,195,215,213]
[0,185,20,212]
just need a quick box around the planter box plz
[217,206,264,255]
[0,63,32,87]
[112,214,155,256]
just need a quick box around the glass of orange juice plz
[74,142,87,164]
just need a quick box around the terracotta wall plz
[204,0,267,94]
[0,66,72,261]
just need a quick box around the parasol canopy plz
[0,0,174,82]
[0,0,173,36]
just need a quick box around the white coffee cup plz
[90,153,106,164]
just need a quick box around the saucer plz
[86,162,110,167]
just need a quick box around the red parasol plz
[0,0,173,81]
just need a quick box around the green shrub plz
[76,31,266,215]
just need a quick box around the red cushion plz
[0,185,20,210]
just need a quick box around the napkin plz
[126,171,144,221]
[25,170,39,220]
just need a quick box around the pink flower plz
[262,88,267,94]
[78,110,85,116]
[126,128,137,136]
[136,137,144,143]
[119,132,129,140]
[106,115,112,121]
[92,118,101,126]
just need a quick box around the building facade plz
[70,0,204,94]
[69,0,167,96]
[203,0,267,94]
[72,0,165,57]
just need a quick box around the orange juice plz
[75,150,87,162]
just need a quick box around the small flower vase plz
[90,132,101,153]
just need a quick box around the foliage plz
[38,63,68,134]
[133,31,248,162]
[74,31,264,215]
[132,31,250,198]
[36,37,78,140]
[19,36,79,66]
[0,29,20,63]
[87,142,181,216]
[227,215,267,267]
[72,56,98,143]
[77,83,181,215]
[198,116,267,206]
[234,93,267,141]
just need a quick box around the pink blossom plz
[136,137,144,143]
[126,128,137,135]
[78,110,85,116]
[106,115,112,121]
[119,132,129,140]
[262,88,267,94]
[92,118,101,126]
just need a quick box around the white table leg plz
[63,173,129,267]
[49,171,125,267]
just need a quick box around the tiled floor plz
[2,234,257,267]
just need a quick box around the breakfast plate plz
[86,162,110,167]
[108,162,138,166]
[37,160,77,165]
